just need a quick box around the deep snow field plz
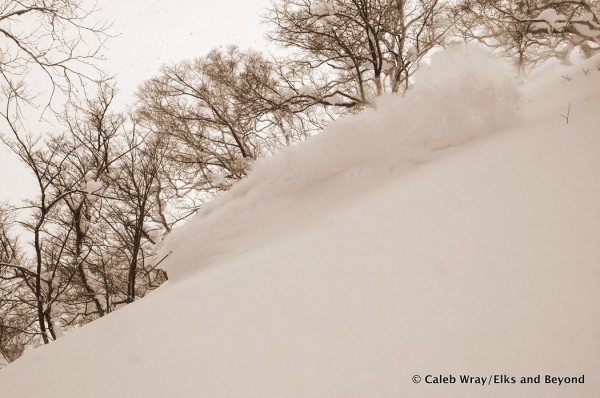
[0,47,598,397]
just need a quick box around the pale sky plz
[98,0,274,105]
[0,0,273,203]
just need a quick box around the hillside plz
[0,47,598,398]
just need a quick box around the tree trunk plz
[374,74,383,96]
[34,227,49,344]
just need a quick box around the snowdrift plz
[0,47,598,398]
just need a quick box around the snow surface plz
[0,47,598,397]
[537,8,567,32]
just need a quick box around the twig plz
[561,102,571,124]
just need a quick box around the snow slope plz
[0,47,598,397]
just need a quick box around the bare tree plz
[0,2,113,341]
[102,121,169,303]
[0,0,110,115]
[266,0,452,105]
[0,1,113,341]
[0,97,81,344]
[48,84,128,318]
[455,0,600,72]
[0,84,173,355]
[136,46,319,215]
[0,206,32,364]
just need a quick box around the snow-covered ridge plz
[0,47,598,398]
[161,46,521,279]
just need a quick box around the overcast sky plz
[98,0,273,104]
[0,0,273,204]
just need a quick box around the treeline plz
[1,0,599,364]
